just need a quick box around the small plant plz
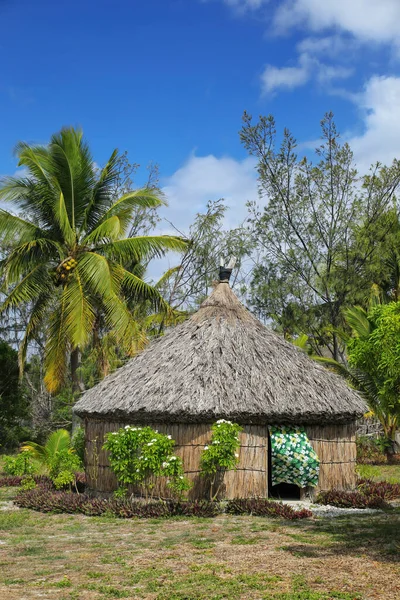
[71,426,85,463]
[316,489,390,509]
[14,487,219,519]
[19,476,37,491]
[200,420,242,500]
[226,497,312,520]
[356,435,386,464]
[48,449,82,491]
[103,426,191,500]
[3,451,38,476]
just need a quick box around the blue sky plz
[1,0,400,237]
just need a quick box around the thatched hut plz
[74,270,366,500]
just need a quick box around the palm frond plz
[90,188,166,235]
[82,149,119,231]
[343,305,371,339]
[155,265,181,289]
[83,215,122,245]
[0,264,52,313]
[98,235,188,263]
[2,239,61,285]
[20,441,48,461]
[0,209,47,245]
[43,295,70,393]
[49,128,96,230]
[18,292,53,373]
[121,267,170,313]
[62,268,96,348]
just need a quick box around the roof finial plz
[219,256,236,283]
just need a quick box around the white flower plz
[151,439,157,442]
[204,446,209,450]
[162,462,168,468]
[136,469,140,472]
[167,435,172,440]
[147,442,153,446]
[155,430,158,433]
[124,425,130,429]
[235,453,239,458]
[179,476,184,480]
[169,456,177,461]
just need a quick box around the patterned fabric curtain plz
[269,426,320,488]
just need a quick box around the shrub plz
[3,451,38,476]
[14,488,220,519]
[200,420,242,500]
[226,498,312,520]
[48,449,82,490]
[71,426,85,463]
[103,426,191,499]
[316,489,390,509]
[356,435,386,464]
[357,478,400,501]
[0,473,85,491]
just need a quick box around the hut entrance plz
[267,426,320,500]
[267,431,301,500]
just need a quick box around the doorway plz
[267,429,301,500]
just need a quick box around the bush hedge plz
[226,498,312,520]
[316,478,400,509]
[0,473,86,492]
[14,488,222,518]
[316,489,389,509]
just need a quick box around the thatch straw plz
[74,283,367,424]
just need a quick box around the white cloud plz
[261,52,352,94]
[161,153,258,232]
[347,75,400,172]
[274,0,400,46]
[148,153,258,280]
[297,35,359,59]
[221,0,267,11]
[261,54,311,94]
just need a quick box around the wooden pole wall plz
[84,419,268,500]
[84,419,357,499]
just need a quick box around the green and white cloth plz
[270,425,320,488]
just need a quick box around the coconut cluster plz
[54,257,77,285]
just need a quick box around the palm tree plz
[315,305,399,458]
[0,128,186,392]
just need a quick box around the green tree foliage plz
[0,127,186,393]
[0,340,29,449]
[240,111,400,359]
[160,199,253,313]
[317,303,400,455]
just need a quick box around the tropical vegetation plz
[0,127,186,395]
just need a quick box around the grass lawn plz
[356,463,400,484]
[0,486,399,600]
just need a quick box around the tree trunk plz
[70,348,82,393]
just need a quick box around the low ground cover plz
[0,486,399,600]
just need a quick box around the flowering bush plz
[3,451,38,476]
[103,425,191,499]
[200,420,242,500]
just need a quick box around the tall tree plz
[0,340,28,449]
[0,128,186,393]
[161,199,253,313]
[241,111,400,359]
[317,304,400,457]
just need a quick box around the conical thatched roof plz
[73,283,367,424]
